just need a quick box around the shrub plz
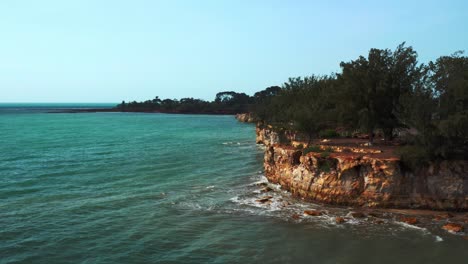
[318,159,335,172]
[396,145,431,171]
[303,145,321,155]
[319,129,339,138]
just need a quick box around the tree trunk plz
[368,128,374,146]
[383,128,393,143]
[307,132,313,147]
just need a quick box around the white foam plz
[229,196,240,203]
[249,176,269,186]
[394,221,432,236]
[435,236,444,242]
[256,144,266,150]
[396,221,426,231]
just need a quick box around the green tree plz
[339,50,391,144]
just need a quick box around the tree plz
[339,51,389,144]
[428,52,468,158]
[280,75,335,146]
[380,43,423,141]
[338,43,424,144]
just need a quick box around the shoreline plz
[48,108,239,115]
[255,123,467,211]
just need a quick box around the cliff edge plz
[257,125,468,210]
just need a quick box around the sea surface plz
[0,104,466,264]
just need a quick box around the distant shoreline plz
[48,108,237,115]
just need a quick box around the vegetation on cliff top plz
[253,43,467,166]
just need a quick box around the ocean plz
[0,104,466,263]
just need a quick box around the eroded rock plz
[400,217,419,225]
[303,210,323,216]
[335,217,346,224]
[260,187,273,193]
[442,223,464,233]
[262,140,468,210]
[256,196,273,204]
[434,212,454,221]
[291,213,301,220]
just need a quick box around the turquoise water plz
[0,103,116,114]
[0,106,466,263]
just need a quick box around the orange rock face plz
[442,223,464,233]
[262,139,468,210]
[400,217,419,225]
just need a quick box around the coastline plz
[235,114,467,233]
[48,108,239,115]
[253,122,468,211]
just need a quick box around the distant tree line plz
[116,91,254,115]
[252,43,467,166]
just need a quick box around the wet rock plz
[375,219,385,224]
[368,212,382,218]
[442,223,464,233]
[291,213,301,220]
[434,212,454,221]
[281,201,291,207]
[400,217,418,225]
[441,212,454,218]
[303,210,323,216]
[350,212,366,218]
[256,196,273,204]
[335,217,346,224]
[256,182,268,187]
[260,187,273,193]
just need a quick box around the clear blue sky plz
[1,0,467,103]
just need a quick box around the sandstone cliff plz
[257,126,468,210]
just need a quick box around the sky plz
[1,0,467,103]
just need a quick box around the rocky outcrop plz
[255,124,306,146]
[235,113,257,123]
[263,145,468,210]
[256,125,280,145]
[442,223,464,233]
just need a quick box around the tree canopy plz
[251,43,467,163]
